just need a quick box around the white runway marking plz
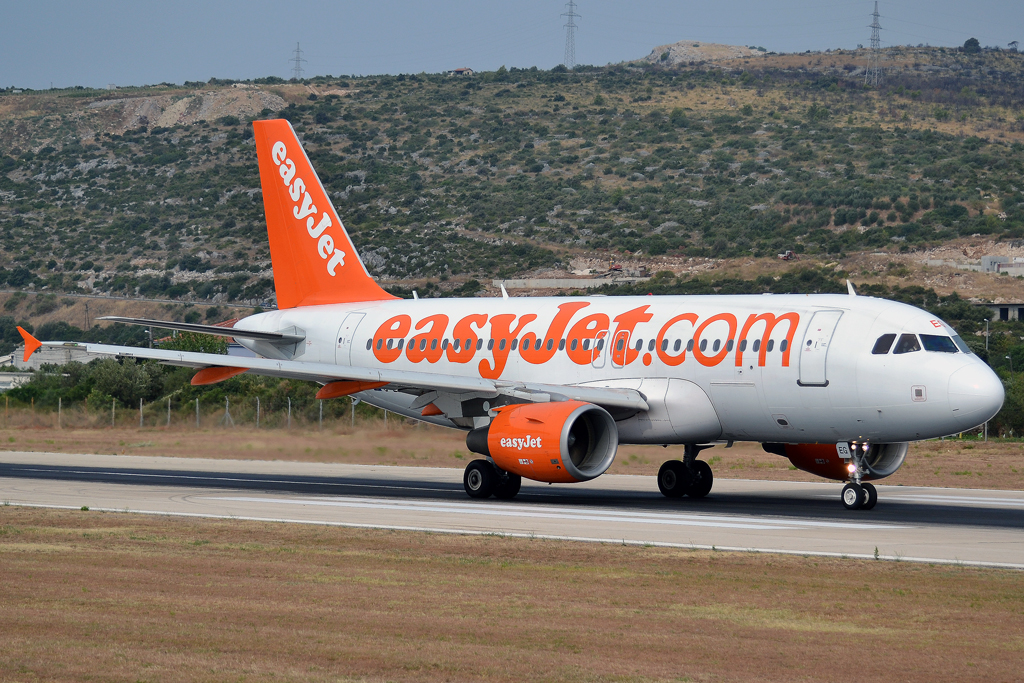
[11,502,1022,571]
[207,495,911,531]
[883,494,1024,507]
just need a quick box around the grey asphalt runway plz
[1,451,1022,569]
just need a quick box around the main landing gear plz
[841,482,877,510]
[658,444,714,499]
[463,459,522,500]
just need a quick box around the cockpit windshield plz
[920,334,958,353]
[893,333,922,354]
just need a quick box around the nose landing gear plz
[658,444,714,499]
[841,442,878,510]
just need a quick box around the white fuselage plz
[234,293,1003,445]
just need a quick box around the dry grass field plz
[1,412,1022,490]
[1,506,1022,682]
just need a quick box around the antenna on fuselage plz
[847,279,857,296]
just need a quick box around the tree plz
[963,37,981,54]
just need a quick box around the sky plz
[4,0,1022,90]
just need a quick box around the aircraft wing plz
[37,340,649,412]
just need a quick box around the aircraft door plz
[335,312,366,366]
[798,310,843,387]
[610,329,630,368]
[592,330,609,369]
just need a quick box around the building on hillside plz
[13,345,108,370]
[447,68,474,76]
[976,302,1024,322]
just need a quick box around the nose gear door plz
[798,310,843,387]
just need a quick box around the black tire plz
[861,482,878,510]
[658,460,690,498]
[688,460,714,498]
[464,459,497,499]
[842,483,865,510]
[494,472,522,500]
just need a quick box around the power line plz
[865,1,883,86]
[290,42,307,81]
[561,1,580,70]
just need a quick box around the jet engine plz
[466,400,618,483]
[762,442,908,481]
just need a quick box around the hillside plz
[1,45,1023,316]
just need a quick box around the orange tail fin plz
[17,326,41,362]
[253,119,397,309]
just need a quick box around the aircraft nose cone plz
[948,364,1004,429]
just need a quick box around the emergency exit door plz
[798,310,843,387]
[335,312,366,366]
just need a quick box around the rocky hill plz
[1,45,1023,317]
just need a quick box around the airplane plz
[17,119,1005,511]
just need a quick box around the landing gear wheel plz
[688,460,714,498]
[493,472,522,500]
[861,482,878,510]
[842,483,866,510]
[658,460,690,498]
[464,459,497,499]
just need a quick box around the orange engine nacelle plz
[466,401,618,483]
[762,442,908,482]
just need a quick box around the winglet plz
[847,279,857,296]
[17,326,42,362]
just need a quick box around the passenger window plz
[740,339,747,352]
[767,339,775,352]
[753,339,761,352]
[398,339,405,350]
[648,339,655,352]
[920,334,958,353]
[872,334,896,354]
[477,339,484,350]
[487,339,494,351]
[558,339,566,351]
[699,339,707,352]
[616,338,625,351]
[634,339,643,351]
[499,339,507,351]
[686,339,694,352]
[661,339,669,351]
[726,339,734,352]
[366,339,372,350]
[893,334,921,354]
[546,338,554,351]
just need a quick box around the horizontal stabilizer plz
[97,316,304,343]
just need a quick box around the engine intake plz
[466,400,618,483]
[762,442,908,481]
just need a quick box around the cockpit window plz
[920,334,958,353]
[951,335,973,354]
[871,334,896,355]
[893,333,922,354]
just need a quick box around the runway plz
[1,451,1022,569]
